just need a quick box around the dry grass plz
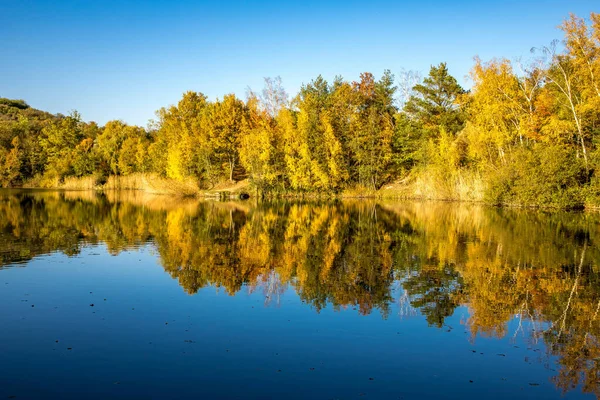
[340,185,377,198]
[209,179,250,193]
[22,174,61,189]
[379,169,485,202]
[23,170,488,203]
[104,173,200,196]
[60,175,99,190]
[23,173,201,197]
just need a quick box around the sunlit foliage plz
[2,13,600,207]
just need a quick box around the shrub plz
[485,145,587,209]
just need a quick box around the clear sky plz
[1,0,598,126]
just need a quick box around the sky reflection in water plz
[0,190,598,399]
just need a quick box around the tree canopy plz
[2,12,600,208]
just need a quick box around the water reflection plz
[0,190,599,397]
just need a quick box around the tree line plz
[1,13,599,207]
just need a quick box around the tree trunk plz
[567,98,588,170]
[229,156,235,183]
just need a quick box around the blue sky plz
[1,0,597,126]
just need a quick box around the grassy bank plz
[23,173,201,197]
[378,169,485,203]
[17,170,600,211]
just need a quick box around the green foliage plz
[348,71,397,190]
[0,98,29,109]
[485,145,587,208]
[95,120,148,176]
[404,62,466,136]
[39,112,86,180]
[392,113,423,174]
[72,138,96,177]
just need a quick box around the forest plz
[1,13,600,208]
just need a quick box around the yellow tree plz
[0,136,22,186]
[96,120,146,176]
[239,95,285,192]
[466,57,539,165]
[322,78,354,188]
[541,13,600,170]
[209,94,248,182]
[292,76,332,190]
[561,13,600,99]
[280,78,323,191]
[279,107,311,190]
[558,13,600,169]
[151,91,210,181]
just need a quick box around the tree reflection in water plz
[1,190,599,396]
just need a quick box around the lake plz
[0,189,598,399]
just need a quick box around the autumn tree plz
[540,13,600,170]
[39,111,86,180]
[96,120,147,176]
[465,58,541,165]
[239,93,285,192]
[0,137,22,186]
[151,91,211,181]
[259,76,288,118]
[209,94,249,182]
[349,71,397,189]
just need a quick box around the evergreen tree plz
[404,62,466,135]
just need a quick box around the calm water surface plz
[0,190,599,399]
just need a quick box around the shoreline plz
[4,184,599,212]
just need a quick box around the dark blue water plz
[0,191,598,399]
